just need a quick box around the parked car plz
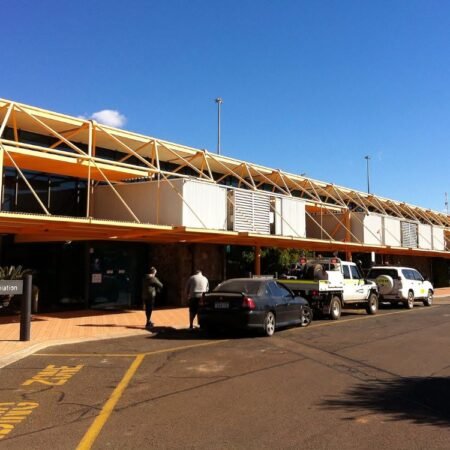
[198,278,312,336]
[366,266,434,308]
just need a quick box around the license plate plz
[215,302,229,309]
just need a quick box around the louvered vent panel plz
[252,192,270,234]
[401,221,418,248]
[231,190,270,234]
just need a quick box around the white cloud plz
[83,109,127,128]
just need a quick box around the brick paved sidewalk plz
[0,307,191,368]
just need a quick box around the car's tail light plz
[242,296,256,310]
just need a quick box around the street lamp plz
[364,155,371,194]
[215,97,223,155]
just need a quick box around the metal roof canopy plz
[0,98,449,257]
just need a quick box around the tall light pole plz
[364,155,371,194]
[215,97,223,155]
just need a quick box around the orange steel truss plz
[0,98,449,258]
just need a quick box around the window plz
[268,281,291,297]
[342,265,351,279]
[276,283,293,298]
[350,265,362,280]
[402,269,415,280]
[412,270,423,281]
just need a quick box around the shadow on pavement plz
[148,326,252,341]
[321,376,450,427]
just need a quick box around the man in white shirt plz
[185,270,209,329]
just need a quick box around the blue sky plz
[1,0,449,212]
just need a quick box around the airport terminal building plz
[0,99,448,311]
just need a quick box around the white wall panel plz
[183,181,227,229]
[363,214,383,245]
[432,226,445,251]
[418,224,433,249]
[383,216,401,246]
[274,197,306,237]
[93,179,226,229]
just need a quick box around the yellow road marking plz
[22,364,83,386]
[0,402,39,440]
[76,354,145,450]
[35,353,138,357]
[142,340,229,356]
[71,340,227,449]
[36,340,229,358]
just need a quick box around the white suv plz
[366,266,433,308]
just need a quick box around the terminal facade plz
[0,99,449,311]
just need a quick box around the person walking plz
[142,266,163,328]
[185,269,209,329]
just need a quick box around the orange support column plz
[254,245,261,276]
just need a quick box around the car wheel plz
[405,290,414,309]
[423,289,433,307]
[366,293,378,315]
[329,296,341,320]
[300,306,312,327]
[263,311,276,336]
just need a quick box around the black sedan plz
[198,278,312,336]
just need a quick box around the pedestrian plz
[185,269,209,329]
[142,266,163,328]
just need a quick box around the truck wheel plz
[405,291,414,309]
[366,293,378,315]
[263,312,276,336]
[423,290,433,307]
[329,296,341,320]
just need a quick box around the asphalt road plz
[1,300,449,449]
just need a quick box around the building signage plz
[0,280,23,295]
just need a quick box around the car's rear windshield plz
[367,268,398,279]
[214,280,262,295]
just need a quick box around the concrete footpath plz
[0,307,190,368]
[0,287,449,369]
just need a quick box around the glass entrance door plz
[88,243,146,310]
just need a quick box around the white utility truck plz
[279,257,379,320]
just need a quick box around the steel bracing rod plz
[154,170,209,229]
[210,156,257,191]
[117,140,154,164]
[384,200,407,220]
[397,203,422,223]
[165,150,213,181]
[274,175,324,204]
[89,163,141,223]
[14,104,87,156]
[0,143,51,215]
[252,170,295,197]
[94,123,159,173]
[304,209,338,242]
[48,124,89,150]
[0,102,14,138]
[238,163,257,190]
[156,141,214,181]
[326,210,362,243]
[86,121,93,218]
[0,138,154,175]
[364,195,388,215]
[340,191,370,214]
[331,186,352,209]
